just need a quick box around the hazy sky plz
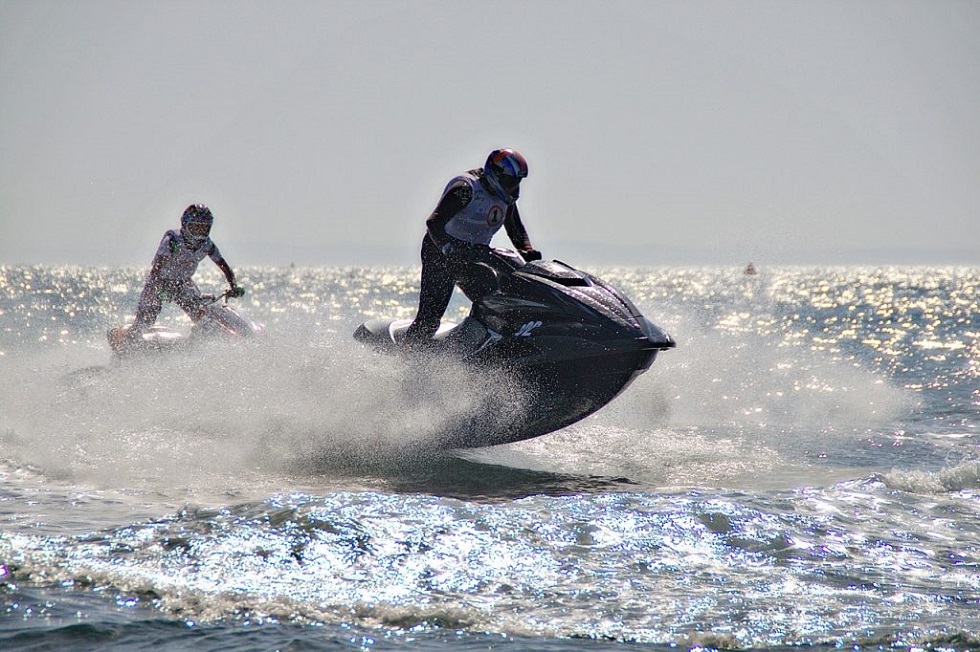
[2,0,978,266]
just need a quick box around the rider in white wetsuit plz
[404,149,541,345]
[129,204,243,339]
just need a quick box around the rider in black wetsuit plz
[404,149,542,345]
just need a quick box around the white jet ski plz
[107,290,264,361]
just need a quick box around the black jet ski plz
[107,290,264,361]
[354,248,675,448]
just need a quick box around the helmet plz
[180,204,213,245]
[483,148,528,202]
[485,148,529,180]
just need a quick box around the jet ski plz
[107,290,264,361]
[354,248,675,448]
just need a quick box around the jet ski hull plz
[456,333,663,448]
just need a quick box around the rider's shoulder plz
[157,230,180,250]
[443,172,479,204]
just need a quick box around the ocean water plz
[0,263,978,651]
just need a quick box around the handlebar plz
[199,288,242,305]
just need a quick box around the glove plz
[520,248,542,262]
[229,284,245,299]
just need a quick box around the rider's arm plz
[209,243,239,291]
[503,204,533,252]
[146,232,174,281]
[216,258,236,287]
[425,179,473,248]
[504,206,542,261]
[148,252,166,280]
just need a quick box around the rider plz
[127,203,243,340]
[403,148,542,345]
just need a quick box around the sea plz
[0,263,978,651]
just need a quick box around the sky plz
[1,0,978,267]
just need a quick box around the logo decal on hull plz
[515,320,542,337]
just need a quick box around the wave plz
[882,460,980,494]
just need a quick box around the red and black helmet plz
[483,149,528,202]
[484,148,528,181]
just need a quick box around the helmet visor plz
[498,173,522,192]
[186,222,211,237]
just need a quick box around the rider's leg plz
[172,280,206,322]
[404,237,456,344]
[129,282,164,338]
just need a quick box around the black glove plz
[520,248,542,262]
[229,284,245,299]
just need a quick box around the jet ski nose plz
[640,317,676,350]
